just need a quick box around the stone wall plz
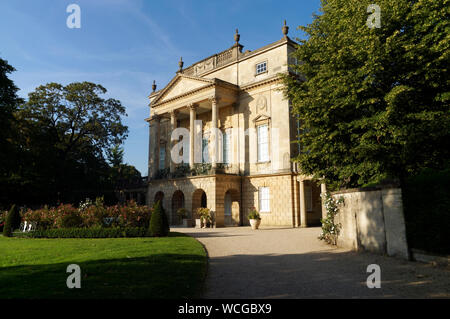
[332,187,409,259]
[242,174,296,226]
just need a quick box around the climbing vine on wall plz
[319,192,344,245]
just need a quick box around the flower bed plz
[22,198,152,231]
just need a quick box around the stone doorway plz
[171,190,185,225]
[224,189,240,226]
[192,189,207,219]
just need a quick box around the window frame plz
[159,144,166,170]
[258,187,270,213]
[222,128,232,165]
[255,60,268,76]
[202,132,210,164]
[257,123,270,163]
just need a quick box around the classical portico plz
[146,75,239,178]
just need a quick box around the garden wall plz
[332,186,409,260]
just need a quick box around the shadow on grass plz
[0,253,206,299]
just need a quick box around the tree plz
[0,58,24,206]
[3,205,18,237]
[282,0,449,189]
[10,82,129,205]
[107,144,142,193]
[107,144,125,167]
[148,201,170,237]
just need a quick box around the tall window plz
[222,129,231,164]
[256,61,267,75]
[259,187,270,213]
[202,133,210,163]
[159,145,166,170]
[257,124,269,162]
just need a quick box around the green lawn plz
[0,232,207,299]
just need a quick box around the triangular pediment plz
[253,114,271,122]
[153,74,214,105]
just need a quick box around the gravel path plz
[176,226,450,298]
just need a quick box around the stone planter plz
[249,219,261,230]
[195,218,202,229]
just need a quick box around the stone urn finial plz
[282,20,289,37]
[152,80,157,92]
[234,28,240,44]
[178,57,184,72]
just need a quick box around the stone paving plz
[176,226,450,298]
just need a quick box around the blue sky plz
[0,0,321,175]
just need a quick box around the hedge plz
[19,227,150,238]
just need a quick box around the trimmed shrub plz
[148,201,169,237]
[3,205,18,237]
[23,227,149,238]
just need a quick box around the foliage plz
[106,144,124,167]
[281,0,450,189]
[402,168,450,255]
[319,192,344,245]
[0,210,5,231]
[23,227,149,238]
[3,205,18,237]
[107,144,142,191]
[172,164,192,178]
[1,77,133,207]
[148,201,170,237]
[195,207,211,221]
[0,234,207,299]
[0,59,24,206]
[155,167,170,180]
[176,208,189,219]
[22,199,152,230]
[54,204,83,228]
[192,163,212,176]
[247,207,261,220]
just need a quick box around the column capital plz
[187,103,198,111]
[169,109,179,117]
[150,114,162,122]
[208,95,220,104]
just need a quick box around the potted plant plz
[248,207,261,230]
[196,207,211,229]
[176,208,190,227]
[195,208,203,228]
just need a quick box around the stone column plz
[299,178,308,227]
[149,115,161,178]
[169,110,178,173]
[320,182,327,220]
[147,121,153,178]
[154,115,161,175]
[210,96,219,170]
[189,104,197,169]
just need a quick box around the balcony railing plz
[153,163,231,180]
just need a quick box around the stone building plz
[146,22,326,227]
